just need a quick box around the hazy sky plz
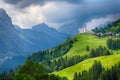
[0,0,120,29]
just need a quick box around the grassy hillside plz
[26,33,120,80]
[60,33,119,59]
[54,54,120,80]
[53,33,120,80]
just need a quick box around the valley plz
[0,3,120,79]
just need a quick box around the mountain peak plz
[0,8,6,14]
[0,8,13,29]
[33,23,48,28]
[32,23,50,30]
[40,23,47,26]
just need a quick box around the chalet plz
[105,32,113,36]
[95,32,103,37]
[116,33,120,37]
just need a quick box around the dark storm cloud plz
[69,0,120,25]
[3,0,81,8]
[4,0,20,4]
[43,0,120,24]
[2,0,120,28]
[4,0,47,8]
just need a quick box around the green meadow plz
[53,33,120,80]
[54,54,120,80]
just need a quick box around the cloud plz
[74,1,120,21]
[81,14,120,32]
[0,0,120,29]
[0,1,82,28]
[3,0,81,8]
[3,0,46,8]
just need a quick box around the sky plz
[0,0,120,29]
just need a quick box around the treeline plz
[99,62,120,80]
[26,38,77,72]
[0,70,14,80]
[107,38,120,50]
[46,45,111,72]
[92,19,120,34]
[14,61,68,80]
[27,37,76,63]
[89,45,111,58]
[45,55,88,72]
[28,45,111,72]
[73,61,120,80]
[26,36,113,73]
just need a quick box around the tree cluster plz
[73,61,104,80]
[26,38,78,72]
[99,62,120,80]
[73,61,120,80]
[45,55,88,72]
[107,38,120,50]
[89,46,111,58]
[14,61,68,80]
[0,70,14,80]
[46,45,111,72]
[92,19,120,34]
[27,45,111,73]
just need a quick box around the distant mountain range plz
[58,23,80,35]
[0,8,71,72]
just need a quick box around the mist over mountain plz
[0,8,70,72]
[58,23,80,35]
[57,20,115,35]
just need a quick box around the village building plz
[82,28,88,33]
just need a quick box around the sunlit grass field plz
[53,33,120,80]
[54,54,120,80]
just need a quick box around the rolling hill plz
[5,18,119,80]
[26,33,120,80]
[56,33,119,59]
[53,54,120,80]
[52,33,120,80]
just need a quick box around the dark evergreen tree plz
[90,46,111,58]
[73,72,78,80]
[73,61,120,80]
[14,61,68,80]
[90,49,96,57]
[86,45,90,52]
[107,38,120,50]
[89,61,103,80]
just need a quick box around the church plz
[82,28,88,33]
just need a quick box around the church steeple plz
[82,28,88,33]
